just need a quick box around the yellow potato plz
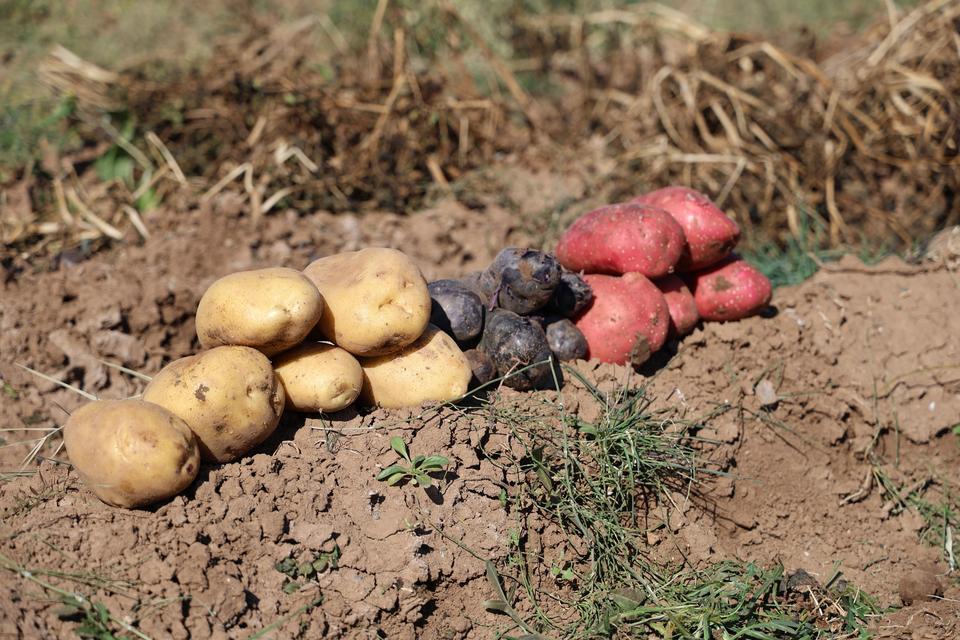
[274,343,363,413]
[63,399,200,509]
[196,267,324,356]
[303,248,431,357]
[360,325,472,409]
[143,346,285,463]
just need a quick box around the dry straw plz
[3,0,958,263]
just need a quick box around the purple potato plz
[545,318,588,361]
[480,309,558,390]
[463,349,498,386]
[428,279,485,343]
[547,270,593,318]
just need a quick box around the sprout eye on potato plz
[63,399,200,509]
[196,267,324,356]
[143,346,285,463]
[273,343,363,413]
[303,248,432,357]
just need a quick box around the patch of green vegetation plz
[0,552,148,640]
[275,544,341,594]
[468,366,879,638]
[376,436,449,488]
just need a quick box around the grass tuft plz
[471,368,879,638]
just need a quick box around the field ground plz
[1,1,959,639]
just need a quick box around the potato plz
[428,279,485,343]
[556,203,685,278]
[544,318,588,361]
[546,270,593,318]
[359,325,471,408]
[303,248,432,357]
[481,309,557,390]
[686,256,772,321]
[654,274,700,337]
[575,273,670,366]
[273,343,363,413]
[479,248,561,315]
[632,187,740,271]
[463,348,498,386]
[143,346,285,463]
[196,267,324,356]
[63,399,200,509]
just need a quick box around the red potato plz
[686,257,772,321]
[574,273,670,366]
[556,203,685,278]
[655,274,699,337]
[632,187,740,271]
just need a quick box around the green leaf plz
[420,455,449,469]
[135,186,160,212]
[483,599,510,614]
[415,473,433,488]
[283,581,301,594]
[376,464,408,481]
[297,561,315,577]
[485,560,509,604]
[386,472,407,486]
[390,436,410,462]
[411,454,426,467]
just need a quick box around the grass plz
[741,206,896,288]
[0,552,151,639]
[467,365,880,638]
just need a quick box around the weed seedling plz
[275,545,341,594]
[375,436,449,488]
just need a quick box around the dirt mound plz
[2,189,958,637]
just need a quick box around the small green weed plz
[275,544,341,594]
[472,368,879,639]
[376,436,449,488]
[0,552,150,639]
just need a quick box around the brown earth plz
[1,183,959,638]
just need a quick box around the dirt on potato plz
[1,182,959,638]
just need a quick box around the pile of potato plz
[63,248,472,509]
[60,186,770,510]
[425,249,594,391]
[555,186,773,366]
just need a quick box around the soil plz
[1,181,959,638]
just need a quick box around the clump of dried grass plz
[2,0,958,268]
[520,0,959,249]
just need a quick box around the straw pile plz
[519,0,959,247]
[2,0,957,266]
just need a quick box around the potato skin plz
[303,248,432,357]
[196,267,324,356]
[546,270,593,318]
[481,309,557,390]
[556,203,685,278]
[143,346,285,463]
[685,256,772,321]
[360,325,472,408]
[428,279,485,343]
[632,187,740,271]
[63,399,200,509]
[479,248,561,315]
[544,318,588,361]
[654,274,700,337]
[463,348,498,386]
[575,273,670,366]
[273,343,363,412]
